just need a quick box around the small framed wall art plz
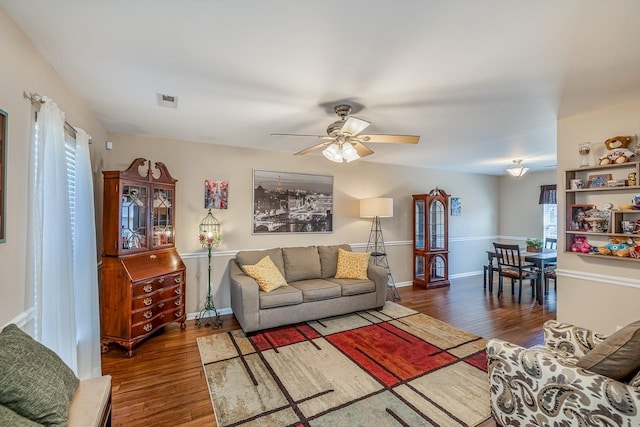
[204,180,228,209]
[450,197,461,216]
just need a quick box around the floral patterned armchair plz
[487,320,640,426]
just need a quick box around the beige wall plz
[498,170,557,239]
[557,99,640,334]
[0,8,107,326]
[95,134,500,315]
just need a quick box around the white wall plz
[0,8,107,327]
[557,99,640,334]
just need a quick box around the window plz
[543,203,557,241]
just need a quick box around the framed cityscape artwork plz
[252,170,333,234]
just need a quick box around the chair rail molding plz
[556,269,640,289]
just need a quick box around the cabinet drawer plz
[131,296,183,324]
[133,272,184,297]
[131,306,185,338]
[132,286,184,310]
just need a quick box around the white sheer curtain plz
[73,128,102,378]
[26,98,101,378]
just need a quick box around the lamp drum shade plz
[360,198,393,218]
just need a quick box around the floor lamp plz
[360,198,400,301]
[196,209,223,328]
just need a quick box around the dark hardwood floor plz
[101,275,556,427]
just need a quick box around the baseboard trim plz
[1,307,35,331]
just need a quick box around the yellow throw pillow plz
[335,249,370,280]
[242,256,288,292]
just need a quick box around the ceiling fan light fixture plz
[322,143,343,163]
[342,142,360,162]
[506,159,529,178]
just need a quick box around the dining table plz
[486,248,557,305]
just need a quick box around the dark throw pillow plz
[576,320,640,380]
[0,324,79,426]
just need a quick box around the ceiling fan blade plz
[351,141,375,158]
[340,117,370,136]
[358,134,420,144]
[271,133,333,140]
[294,141,334,156]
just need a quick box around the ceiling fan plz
[271,104,420,163]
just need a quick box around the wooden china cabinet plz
[100,158,186,357]
[412,188,450,289]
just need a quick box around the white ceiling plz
[3,0,640,175]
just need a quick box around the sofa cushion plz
[236,248,285,277]
[289,279,342,302]
[335,249,370,280]
[0,404,41,427]
[326,277,376,296]
[576,320,640,380]
[242,256,288,292]
[318,244,352,278]
[282,246,321,282]
[259,286,304,309]
[0,324,79,426]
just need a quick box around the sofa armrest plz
[229,261,260,332]
[68,375,111,427]
[367,265,388,307]
[487,338,639,426]
[543,319,607,357]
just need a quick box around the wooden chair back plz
[544,238,557,249]
[493,243,526,269]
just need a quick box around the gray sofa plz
[230,244,388,333]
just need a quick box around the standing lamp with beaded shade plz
[196,209,222,327]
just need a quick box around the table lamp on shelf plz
[196,209,223,328]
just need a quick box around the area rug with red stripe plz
[197,302,490,426]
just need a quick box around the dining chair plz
[543,237,557,293]
[493,243,538,303]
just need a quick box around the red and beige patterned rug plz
[197,302,490,426]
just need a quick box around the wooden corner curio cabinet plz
[100,158,186,357]
[412,188,450,289]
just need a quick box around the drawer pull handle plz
[143,323,152,332]
[174,277,182,284]
[159,277,165,283]
[158,302,165,308]
[175,299,182,306]
[175,311,183,318]
[143,284,153,293]
[174,288,182,295]
[149,254,157,260]
[143,310,153,319]
[143,297,153,306]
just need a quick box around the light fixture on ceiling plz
[322,141,360,163]
[505,159,529,178]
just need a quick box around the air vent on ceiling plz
[157,93,178,108]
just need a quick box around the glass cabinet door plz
[429,200,445,250]
[121,184,147,251]
[415,200,425,250]
[152,187,174,248]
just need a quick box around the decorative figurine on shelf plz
[628,172,637,187]
[578,142,591,167]
[599,135,635,165]
[597,237,630,257]
[196,209,223,328]
[571,235,591,253]
[628,237,640,259]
